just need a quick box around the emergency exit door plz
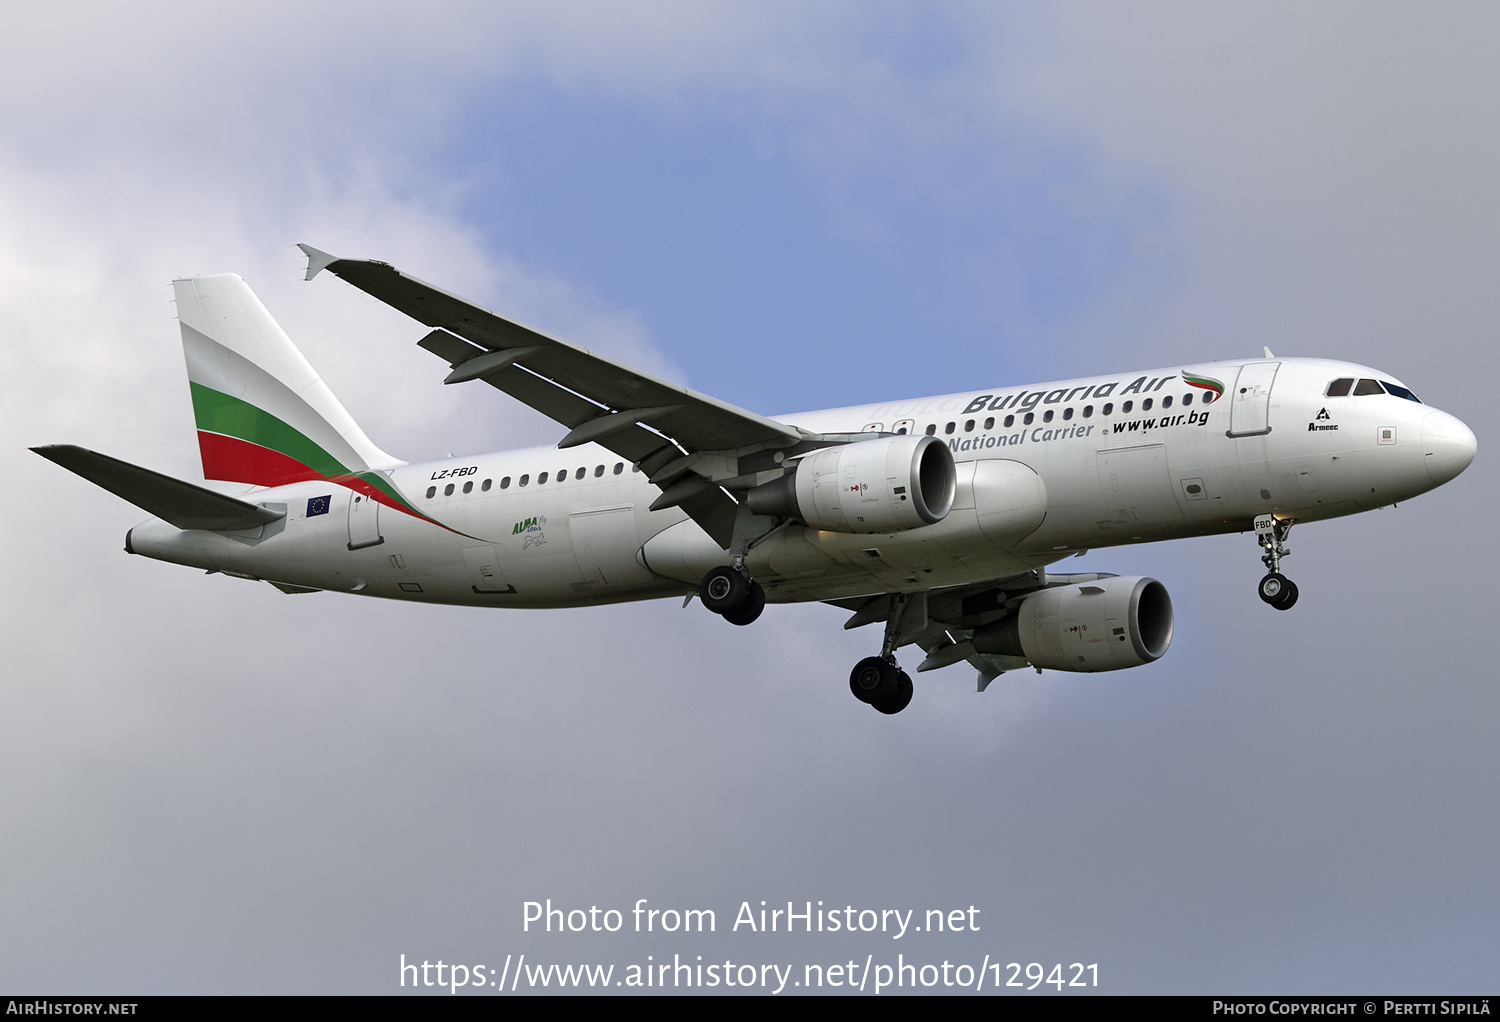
[346,492,383,549]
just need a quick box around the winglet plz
[297,243,339,281]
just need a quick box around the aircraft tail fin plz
[173,273,398,488]
[31,445,285,531]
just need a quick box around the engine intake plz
[747,434,956,534]
[972,576,1173,672]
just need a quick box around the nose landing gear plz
[1254,514,1299,610]
[1258,571,1298,609]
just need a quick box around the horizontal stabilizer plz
[32,445,286,531]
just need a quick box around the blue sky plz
[427,66,1171,412]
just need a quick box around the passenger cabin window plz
[519,474,530,486]
[1103,403,1114,415]
[1023,412,1034,425]
[462,481,473,494]
[944,422,955,435]
[1122,401,1133,413]
[1063,407,1074,420]
[444,483,454,496]
[614,463,624,475]
[983,417,994,430]
[594,465,604,477]
[1161,396,1172,408]
[1142,398,1153,411]
[1353,379,1384,396]
[964,419,975,432]
[1003,414,1015,428]
[1182,393,1193,405]
[1082,405,1093,417]
[500,477,511,489]
[1043,410,1054,423]
[482,479,492,491]
[1326,378,1354,397]
[925,424,936,436]
[425,486,436,498]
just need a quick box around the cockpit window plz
[1381,381,1421,403]
[1325,378,1354,397]
[1353,378,1384,396]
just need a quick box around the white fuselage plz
[126,357,1474,607]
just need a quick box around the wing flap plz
[33,445,285,531]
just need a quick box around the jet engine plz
[746,434,957,534]
[971,575,1173,672]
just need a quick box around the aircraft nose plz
[1422,409,1477,486]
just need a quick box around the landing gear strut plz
[1254,514,1299,610]
[699,565,765,625]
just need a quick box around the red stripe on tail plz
[197,431,323,487]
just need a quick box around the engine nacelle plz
[972,575,1173,672]
[746,434,957,534]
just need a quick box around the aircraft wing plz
[300,245,803,546]
[829,571,1121,688]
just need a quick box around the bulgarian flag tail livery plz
[174,274,400,489]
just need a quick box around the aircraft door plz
[346,492,383,549]
[464,544,515,594]
[1227,361,1280,437]
[570,505,653,588]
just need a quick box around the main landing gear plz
[847,592,918,714]
[699,565,765,626]
[1254,514,1299,611]
[699,563,915,713]
[849,656,913,715]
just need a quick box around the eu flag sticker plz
[307,495,332,517]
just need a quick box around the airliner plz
[34,245,1476,714]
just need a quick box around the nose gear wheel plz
[1258,572,1299,610]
